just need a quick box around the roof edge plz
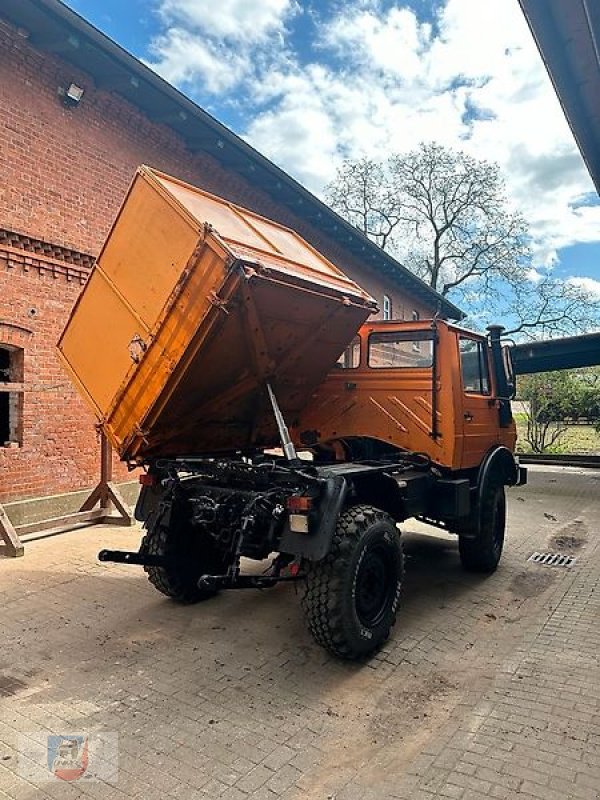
[3,0,464,319]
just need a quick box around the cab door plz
[458,335,499,469]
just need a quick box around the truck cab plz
[294,318,518,474]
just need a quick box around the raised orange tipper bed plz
[57,166,376,461]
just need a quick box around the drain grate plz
[528,552,576,568]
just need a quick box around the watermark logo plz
[18,731,117,784]
[47,735,88,781]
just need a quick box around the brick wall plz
[0,246,132,501]
[0,18,433,503]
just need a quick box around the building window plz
[383,295,392,320]
[0,345,24,447]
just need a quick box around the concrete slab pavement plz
[0,466,598,799]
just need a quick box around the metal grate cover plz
[528,552,576,568]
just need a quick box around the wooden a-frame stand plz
[0,433,134,557]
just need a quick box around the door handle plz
[464,411,473,422]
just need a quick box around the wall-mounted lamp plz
[58,82,84,108]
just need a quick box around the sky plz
[64,0,600,303]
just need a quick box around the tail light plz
[286,495,312,512]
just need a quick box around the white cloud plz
[146,29,248,91]
[146,0,295,92]
[526,267,544,284]
[144,0,600,285]
[567,276,600,301]
[246,0,600,272]
[157,0,293,41]
[244,72,340,189]
[322,7,432,80]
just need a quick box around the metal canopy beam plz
[519,0,600,194]
[511,332,600,374]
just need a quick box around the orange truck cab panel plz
[292,319,516,471]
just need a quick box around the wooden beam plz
[15,509,105,537]
[79,433,134,525]
[30,32,80,54]
[1,433,133,556]
[0,503,24,557]
[0,383,24,392]
[95,72,141,92]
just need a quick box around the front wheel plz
[458,483,506,573]
[302,505,404,660]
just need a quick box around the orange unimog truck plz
[58,167,526,660]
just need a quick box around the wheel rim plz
[355,543,394,628]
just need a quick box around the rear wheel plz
[302,505,404,659]
[141,499,229,603]
[458,483,506,573]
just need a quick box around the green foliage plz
[516,421,600,455]
[518,367,600,452]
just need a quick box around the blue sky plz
[64,0,600,307]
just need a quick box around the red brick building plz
[0,0,461,518]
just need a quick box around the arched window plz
[383,295,392,320]
[0,344,24,446]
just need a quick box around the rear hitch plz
[98,549,168,567]
[98,550,306,589]
[197,573,305,591]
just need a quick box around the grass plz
[515,412,600,455]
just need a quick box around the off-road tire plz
[141,501,229,603]
[302,504,404,660]
[458,483,506,573]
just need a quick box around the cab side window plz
[459,337,490,395]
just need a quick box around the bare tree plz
[326,157,402,250]
[520,371,576,453]
[503,277,599,338]
[389,143,530,297]
[326,142,599,336]
[525,401,568,453]
[327,143,529,296]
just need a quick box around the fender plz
[476,446,527,499]
[278,475,348,561]
[454,446,525,540]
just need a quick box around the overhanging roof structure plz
[520,0,600,194]
[512,331,600,373]
[0,0,463,320]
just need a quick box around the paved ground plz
[0,466,599,800]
